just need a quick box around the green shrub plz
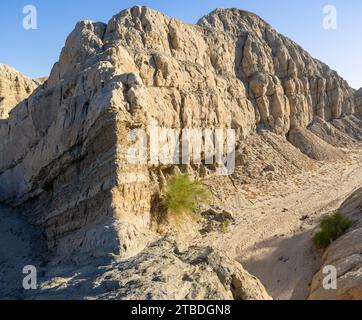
[162,173,211,219]
[313,212,355,249]
[220,219,230,233]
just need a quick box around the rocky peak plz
[198,8,270,34]
[0,64,38,119]
[1,5,361,258]
[1,6,362,300]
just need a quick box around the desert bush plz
[220,219,230,233]
[313,212,355,249]
[162,173,211,219]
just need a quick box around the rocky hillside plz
[0,64,39,119]
[309,188,362,300]
[1,6,362,300]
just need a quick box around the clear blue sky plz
[1,0,361,88]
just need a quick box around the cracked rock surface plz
[1,6,362,300]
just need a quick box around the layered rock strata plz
[0,6,361,260]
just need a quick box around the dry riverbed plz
[203,149,362,300]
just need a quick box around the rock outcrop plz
[1,6,361,259]
[28,236,271,300]
[309,189,362,300]
[0,64,38,119]
[1,6,362,300]
[199,9,356,132]
[354,88,362,115]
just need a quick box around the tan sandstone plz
[0,64,39,119]
[1,6,362,300]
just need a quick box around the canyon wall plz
[309,188,362,300]
[0,7,361,259]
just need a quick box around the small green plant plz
[162,173,211,219]
[313,212,355,249]
[220,219,230,233]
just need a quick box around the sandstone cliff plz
[0,64,39,119]
[1,6,362,300]
[309,189,362,300]
[1,6,361,258]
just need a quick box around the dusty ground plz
[0,206,46,299]
[202,148,362,300]
[1,144,361,300]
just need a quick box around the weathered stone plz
[309,188,362,300]
[28,237,272,300]
[0,8,359,259]
[0,64,38,119]
[1,6,362,300]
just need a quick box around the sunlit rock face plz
[0,6,360,260]
[309,188,362,300]
[0,64,38,119]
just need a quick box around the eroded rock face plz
[0,6,361,261]
[0,64,38,119]
[28,236,271,300]
[354,88,362,115]
[309,188,362,300]
[199,9,355,132]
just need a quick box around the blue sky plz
[1,0,362,88]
